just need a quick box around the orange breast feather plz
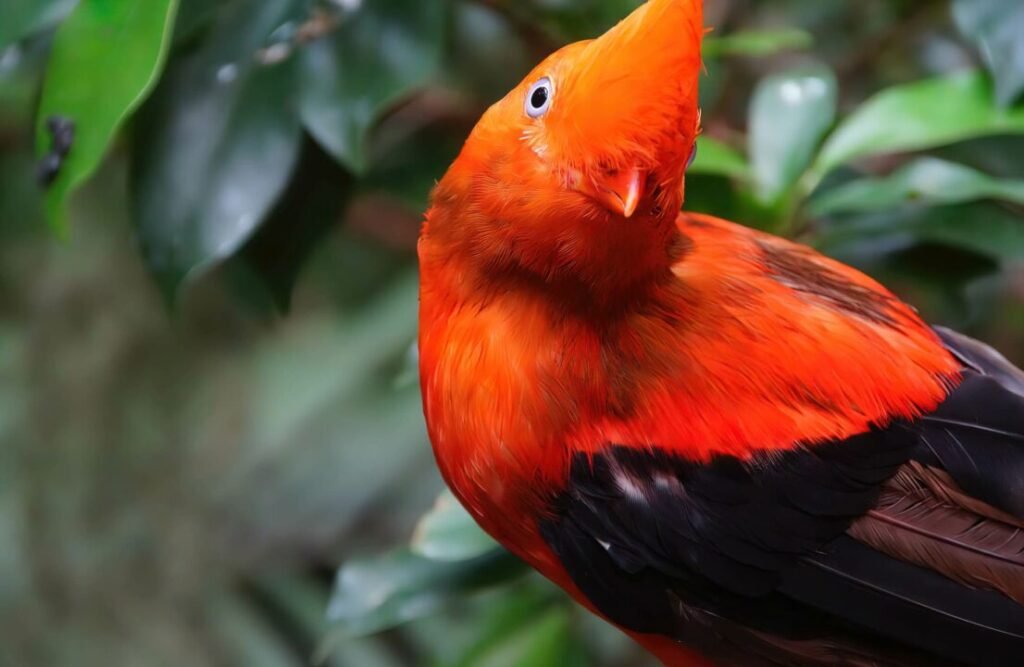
[418,211,960,556]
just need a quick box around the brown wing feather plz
[904,461,1024,529]
[849,462,1024,605]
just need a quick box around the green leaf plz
[299,0,447,174]
[448,2,535,103]
[816,202,1024,262]
[689,136,749,180]
[326,548,526,637]
[0,0,77,51]
[441,587,556,667]
[457,607,587,667]
[703,28,813,58]
[35,0,179,233]
[748,65,837,204]
[811,70,1024,186]
[811,157,1024,216]
[953,0,1024,107]
[907,204,1024,261]
[258,575,405,667]
[412,490,498,562]
[172,0,221,44]
[536,0,642,42]
[131,0,302,298]
[241,140,354,311]
[363,110,466,212]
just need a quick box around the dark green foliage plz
[954,0,1024,107]
[1,1,1023,666]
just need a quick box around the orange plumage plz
[418,1,1024,665]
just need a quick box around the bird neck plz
[419,205,687,318]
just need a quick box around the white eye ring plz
[525,77,554,118]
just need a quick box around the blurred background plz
[1,0,1023,665]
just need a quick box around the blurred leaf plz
[535,0,642,41]
[703,28,813,58]
[132,0,302,298]
[933,134,1024,179]
[689,136,749,180]
[173,0,221,44]
[0,148,46,240]
[698,54,727,113]
[812,70,1024,186]
[317,231,415,308]
[207,591,304,667]
[258,575,404,667]
[448,2,534,101]
[817,202,1024,261]
[208,275,433,554]
[35,0,179,233]
[828,242,998,326]
[256,575,333,640]
[391,342,419,390]
[456,607,588,667]
[299,0,447,174]
[363,107,467,212]
[241,140,353,310]
[953,0,1024,107]
[0,0,77,51]
[573,606,654,667]
[908,204,1024,261]
[412,490,497,562]
[811,157,1024,216]
[242,275,419,450]
[438,586,554,666]
[749,65,837,204]
[681,173,745,222]
[326,548,526,637]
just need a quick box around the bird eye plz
[525,78,553,118]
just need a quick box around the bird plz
[417,0,1024,664]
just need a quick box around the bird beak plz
[578,167,645,218]
[554,0,702,218]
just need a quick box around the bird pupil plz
[531,86,548,109]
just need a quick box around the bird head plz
[426,0,704,294]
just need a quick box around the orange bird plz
[418,1,1024,664]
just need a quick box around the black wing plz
[540,330,1024,667]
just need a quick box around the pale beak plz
[579,167,645,218]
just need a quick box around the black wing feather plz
[914,374,1024,517]
[540,329,1024,666]
[786,537,1024,664]
[937,327,1024,397]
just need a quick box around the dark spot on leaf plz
[47,116,76,156]
[37,115,76,188]
[36,153,63,187]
